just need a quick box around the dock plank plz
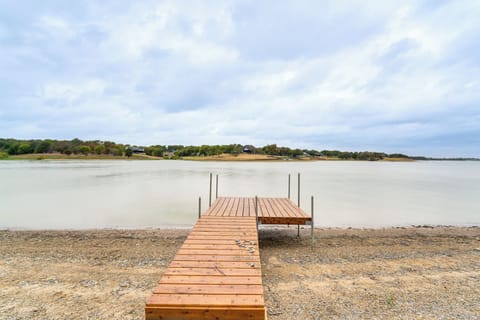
[145,307,265,320]
[159,275,262,285]
[147,293,264,307]
[153,284,264,295]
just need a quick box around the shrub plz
[94,145,106,155]
[113,147,124,156]
[78,145,91,155]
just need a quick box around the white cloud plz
[1,0,479,156]
[41,79,107,103]
[38,15,76,39]
[92,1,238,66]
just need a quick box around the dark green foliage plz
[0,138,417,160]
[304,149,321,156]
[388,153,409,158]
[167,145,184,152]
[146,145,166,157]
[0,138,135,157]
[259,144,304,158]
[94,145,106,155]
[78,145,91,155]
[113,146,124,156]
[7,143,19,155]
[175,146,199,157]
[152,148,164,157]
[262,144,278,155]
[18,143,33,154]
[35,141,52,153]
[223,144,244,154]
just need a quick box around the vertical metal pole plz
[198,197,201,218]
[209,173,212,207]
[297,224,300,237]
[288,174,291,199]
[311,195,314,250]
[297,173,301,207]
[216,174,219,199]
[255,196,258,231]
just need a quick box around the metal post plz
[297,172,301,207]
[311,195,314,250]
[255,196,259,231]
[297,224,300,237]
[198,197,201,218]
[288,174,291,199]
[216,174,219,199]
[209,173,212,207]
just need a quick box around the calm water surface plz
[0,160,478,229]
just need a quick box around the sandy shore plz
[1,227,479,319]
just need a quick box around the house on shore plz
[126,146,145,154]
[243,145,256,154]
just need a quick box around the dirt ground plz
[1,226,479,319]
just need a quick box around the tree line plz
[0,138,128,156]
[0,138,411,160]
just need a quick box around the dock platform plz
[145,197,312,320]
[205,197,312,225]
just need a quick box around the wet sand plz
[1,227,479,319]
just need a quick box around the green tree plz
[113,147,124,156]
[35,141,52,153]
[52,140,69,154]
[289,149,303,158]
[78,145,91,155]
[94,145,106,155]
[262,144,280,155]
[7,143,19,155]
[167,145,184,152]
[103,141,116,154]
[152,147,165,157]
[125,148,133,157]
[18,143,33,154]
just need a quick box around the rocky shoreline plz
[1,227,479,319]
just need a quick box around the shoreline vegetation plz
[1,138,478,161]
[1,226,479,319]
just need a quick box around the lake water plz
[0,160,479,229]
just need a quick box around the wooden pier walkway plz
[145,197,312,320]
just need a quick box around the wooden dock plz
[145,197,312,320]
[204,197,312,225]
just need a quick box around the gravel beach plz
[1,227,479,319]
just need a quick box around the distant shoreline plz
[2,153,479,162]
[2,153,417,162]
[2,139,478,161]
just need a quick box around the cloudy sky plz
[1,1,479,157]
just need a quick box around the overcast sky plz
[1,1,479,157]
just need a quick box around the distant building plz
[243,145,255,154]
[127,147,145,153]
